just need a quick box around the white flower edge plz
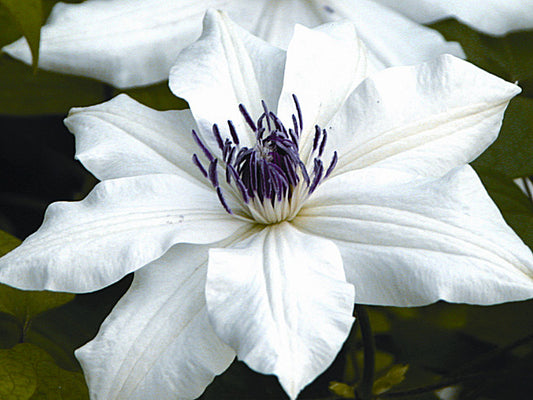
[375,0,533,36]
[0,174,250,292]
[2,0,464,88]
[295,165,533,306]
[76,243,235,400]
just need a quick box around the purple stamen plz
[209,159,219,187]
[192,154,208,178]
[191,94,338,217]
[299,161,310,185]
[226,146,236,165]
[292,94,303,131]
[228,120,240,145]
[288,129,298,149]
[191,130,215,162]
[212,124,224,150]
[309,159,324,193]
[318,129,327,157]
[239,104,257,132]
[292,115,299,138]
[262,101,271,131]
[312,125,321,151]
[216,187,232,214]
[325,151,338,178]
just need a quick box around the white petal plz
[2,0,231,88]
[206,223,355,399]
[330,54,521,178]
[326,0,464,68]
[64,94,206,184]
[0,174,250,292]
[294,166,533,306]
[375,0,533,36]
[226,0,324,49]
[277,22,368,158]
[76,244,235,400]
[169,9,286,150]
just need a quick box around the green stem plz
[355,304,375,400]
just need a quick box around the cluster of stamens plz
[191,95,337,223]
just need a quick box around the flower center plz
[191,95,337,224]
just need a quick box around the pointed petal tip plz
[437,53,522,98]
[2,37,32,64]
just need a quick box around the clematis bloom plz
[2,0,466,88]
[375,0,533,36]
[1,10,533,400]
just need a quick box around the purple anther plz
[209,159,219,187]
[309,160,324,193]
[226,146,236,165]
[292,94,303,131]
[235,178,250,203]
[229,165,250,203]
[299,161,310,185]
[318,129,328,157]
[269,112,283,133]
[324,151,338,178]
[194,96,337,216]
[282,157,298,186]
[259,160,268,200]
[288,129,298,148]
[227,120,240,145]
[191,130,215,162]
[312,125,321,151]
[212,124,224,150]
[192,154,208,178]
[313,158,323,175]
[235,147,252,167]
[261,100,272,131]
[216,187,232,214]
[239,104,257,132]
[292,114,299,137]
[257,114,266,131]
[226,164,232,184]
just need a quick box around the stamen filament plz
[191,95,338,223]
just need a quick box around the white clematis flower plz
[2,0,466,88]
[375,0,533,36]
[1,10,533,400]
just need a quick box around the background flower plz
[375,0,533,36]
[2,0,465,88]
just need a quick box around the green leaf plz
[0,0,42,70]
[0,344,88,400]
[117,82,188,111]
[0,284,74,325]
[329,381,355,398]
[475,168,533,248]
[0,231,75,324]
[0,55,107,115]
[0,4,23,47]
[0,344,38,400]
[0,230,20,257]
[373,364,409,395]
[431,20,533,82]
[473,97,533,178]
